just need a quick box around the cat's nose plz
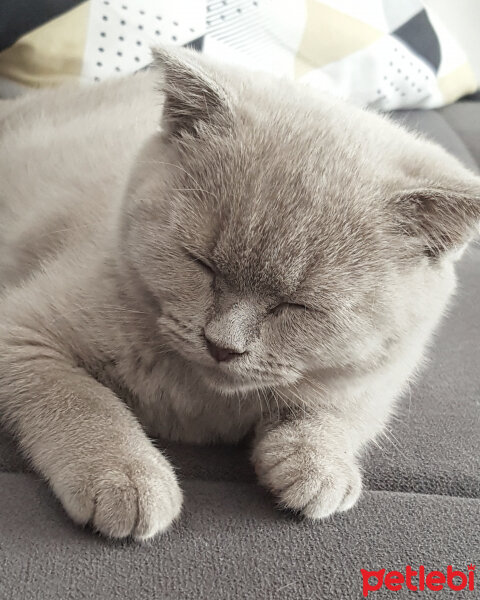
[204,334,245,363]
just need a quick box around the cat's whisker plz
[380,427,408,459]
[50,304,150,319]
[369,436,387,454]
[155,161,219,203]
[254,389,265,421]
[171,187,216,196]
[37,222,97,239]
[273,388,298,420]
[271,388,281,421]
[260,386,273,422]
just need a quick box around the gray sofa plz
[0,103,479,600]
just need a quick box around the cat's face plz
[121,48,480,394]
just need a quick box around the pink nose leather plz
[205,337,245,362]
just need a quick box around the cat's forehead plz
[206,156,325,294]
[208,179,377,298]
[176,110,385,295]
[213,223,312,296]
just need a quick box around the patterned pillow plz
[0,1,204,87]
[203,0,478,110]
[0,0,476,110]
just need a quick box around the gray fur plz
[0,47,479,539]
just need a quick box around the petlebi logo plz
[361,564,475,597]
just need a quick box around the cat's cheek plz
[159,276,213,324]
[262,313,314,361]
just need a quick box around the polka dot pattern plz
[76,0,473,110]
[373,38,435,106]
[82,0,205,82]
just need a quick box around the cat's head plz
[121,47,480,394]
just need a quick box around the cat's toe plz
[253,436,362,519]
[300,462,362,519]
[130,460,183,540]
[54,454,182,540]
[92,470,142,538]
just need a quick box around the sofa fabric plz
[0,103,479,600]
[1,475,478,600]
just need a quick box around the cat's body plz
[0,71,258,444]
[0,48,479,540]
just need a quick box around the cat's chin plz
[168,343,298,393]
[197,364,296,395]
[201,374,272,395]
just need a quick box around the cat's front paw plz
[252,424,362,519]
[52,451,182,540]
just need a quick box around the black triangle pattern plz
[0,0,83,52]
[393,9,441,73]
[184,36,205,53]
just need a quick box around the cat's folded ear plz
[152,46,234,140]
[392,180,480,257]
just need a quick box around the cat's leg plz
[251,384,397,519]
[0,322,182,540]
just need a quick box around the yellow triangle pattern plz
[296,0,383,78]
[438,62,477,105]
[0,2,90,87]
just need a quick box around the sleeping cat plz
[0,47,479,540]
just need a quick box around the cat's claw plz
[252,427,362,519]
[52,452,182,540]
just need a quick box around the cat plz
[0,46,479,540]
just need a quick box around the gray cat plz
[0,47,479,540]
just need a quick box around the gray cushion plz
[1,102,479,599]
[0,474,478,600]
[391,108,479,173]
[439,101,480,170]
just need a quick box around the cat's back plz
[0,71,159,288]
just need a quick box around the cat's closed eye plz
[270,302,309,316]
[186,251,215,276]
